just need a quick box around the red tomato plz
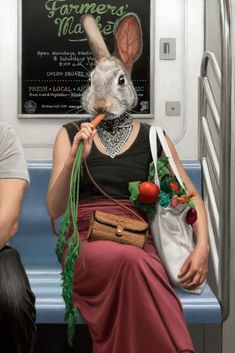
[169,181,180,193]
[138,182,160,204]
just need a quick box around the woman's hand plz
[177,244,209,290]
[68,122,97,163]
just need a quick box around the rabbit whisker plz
[65,107,85,114]
[74,108,85,114]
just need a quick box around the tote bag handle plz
[149,126,160,185]
[150,126,186,191]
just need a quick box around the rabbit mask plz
[80,13,143,120]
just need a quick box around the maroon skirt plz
[63,199,195,353]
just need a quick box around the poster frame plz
[18,0,156,119]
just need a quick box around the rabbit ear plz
[114,13,143,73]
[80,15,111,61]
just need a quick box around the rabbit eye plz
[87,77,91,85]
[118,75,125,86]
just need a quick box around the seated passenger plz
[0,122,36,353]
[47,14,208,353]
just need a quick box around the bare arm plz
[164,135,209,289]
[0,179,28,248]
[47,123,96,219]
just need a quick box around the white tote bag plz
[149,126,206,294]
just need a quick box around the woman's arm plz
[164,135,209,290]
[46,123,96,219]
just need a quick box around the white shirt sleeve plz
[0,123,29,182]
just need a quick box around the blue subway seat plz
[10,161,221,325]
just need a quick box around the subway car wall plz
[0,0,203,160]
[2,1,235,353]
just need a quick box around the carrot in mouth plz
[90,113,106,128]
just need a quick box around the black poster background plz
[21,0,151,115]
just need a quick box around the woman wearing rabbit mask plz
[47,13,208,353]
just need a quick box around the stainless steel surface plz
[200,51,222,84]
[218,0,231,322]
[202,77,221,130]
[202,158,220,241]
[199,0,231,323]
[222,0,235,351]
[199,55,221,296]
[202,117,220,183]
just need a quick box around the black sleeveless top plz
[63,121,164,200]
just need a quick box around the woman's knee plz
[78,241,146,272]
[120,245,147,268]
[100,242,146,270]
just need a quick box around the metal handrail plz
[202,117,220,184]
[202,77,221,131]
[198,52,221,160]
[202,158,220,239]
[200,51,222,85]
[199,0,231,322]
[218,0,231,322]
[207,207,220,286]
[199,57,221,294]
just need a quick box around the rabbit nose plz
[95,106,105,114]
[92,100,105,114]
[93,103,110,114]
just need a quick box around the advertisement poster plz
[20,0,151,116]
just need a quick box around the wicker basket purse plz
[84,159,148,249]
